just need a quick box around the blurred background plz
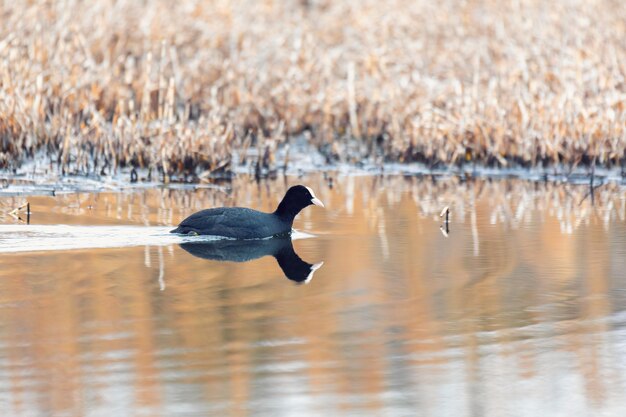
[1,0,625,175]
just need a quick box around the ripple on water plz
[0,225,316,253]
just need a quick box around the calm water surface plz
[0,175,625,417]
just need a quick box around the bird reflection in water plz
[179,237,323,284]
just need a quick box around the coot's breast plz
[170,207,291,239]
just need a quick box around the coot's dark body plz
[171,207,291,239]
[170,185,324,239]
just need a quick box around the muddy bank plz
[1,139,625,198]
[1,165,625,200]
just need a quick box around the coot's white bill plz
[305,261,324,284]
[305,186,325,207]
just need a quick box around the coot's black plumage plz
[170,185,324,239]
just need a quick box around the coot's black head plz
[274,185,324,222]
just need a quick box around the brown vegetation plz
[1,0,625,176]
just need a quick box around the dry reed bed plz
[1,0,625,176]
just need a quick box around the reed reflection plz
[1,175,625,417]
[179,237,323,283]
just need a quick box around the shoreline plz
[1,161,624,198]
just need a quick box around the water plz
[0,175,625,417]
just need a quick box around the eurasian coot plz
[170,185,324,239]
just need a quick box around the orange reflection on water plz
[0,175,625,416]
